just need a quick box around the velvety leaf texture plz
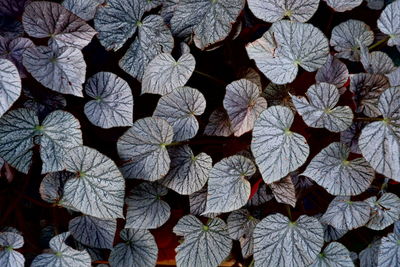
[0,59,21,118]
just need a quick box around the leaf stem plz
[194,70,226,86]
[248,259,255,267]
[354,117,383,122]
[368,36,390,51]
[286,205,292,220]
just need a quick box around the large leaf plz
[94,0,145,51]
[170,0,245,50]
[153,87,206,142]
[204,108,234,137]
[246,21,329,84]
[270,175,297,207]
[69,215,116,249]
[173,215,232,267]
[253,213,324,267]
[0,37,34,78]
[125,182,170,229]
[109,229,158,267]
[118,117,173,181]
[31,232,91,267]
[22,1,96,49]
[62,146,125,219]
[252,105,310,183]
[302,142,375,196]
[321,196,371,230]
[62,0,103,21]
[223,79,268,137]
[330,19,374,61]
[160,145,212,195]
[142,53,196,96]
[23,45,86,97]
[0,59,21,118]
[119,15,174,81]
[205,155,256,213]
[316,54,349,92]
[291,83,353,132]
[359,87,400,181]
[84,72,133,128]
[309,242,354,267]
[247,0,319,23]
[365,193,400,230]
[377,230,400,267]
[324,0,363,12]
[39,171,72,204]
[0,232,24,267]
[377,0,400,46]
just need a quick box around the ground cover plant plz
[1,0,400,266]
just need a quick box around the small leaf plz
[69,215,116,249]
[252,106,310,183]
[0,59,21,118]
[309,242,354,267]
[160,145,212,195]
[173,215,232,267]
[0,37,34,78]
[204,108,234,137]
[360,44,396,74]
[263,83,295,110]
[253,213,324,267]
[365,193,400,230]
[31,232,91,267]
[321,196,371,230]
[125,182,170,229]
[359,238,381,267]
[377,0,400,46]
[378,230,400,267]
[23,1,96,49]
[84,72,134,129]
[223,79,268,137]
[153,87,206,142]
[205,155,256,213]
[270,175,297,207]
[62,146,125,219]
[316,55,349,92]
[302,142,375,196]
[324,0,363,12]
[109,229,158,267]
[23,45,86,97]
[330,19,374,61]
[142,53,196,96]
[62,0,104,21]
[0,232,24,267]
[39,171,72,204]
[248,0,319,23]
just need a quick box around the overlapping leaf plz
[252,106,310,183]
[0,37,34,78]
[39,171,72,204]
[0,59,21,118]
[270,175,297,207]
[0,232,24,267]
[204,108,234,137]
[125,182,170,229]
[359,238,381,267]
[377,0,400,46]
[253,213,324,267]
[117,117,173,181]
[340,121,366,154]
[316,55,349,92]
[247,183,274,206]
[84,72,133,128]
[153,87,206,142]
[62,0,103,21]
[360,44,396,74]
[309,242,354,267]
[324,0,363,12]
[365,193,400,230]
[189,187,219,218]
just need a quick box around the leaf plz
[253,213,324,267]
[204,108,234,137]
[340,121,366,154]
[359,87,400,181]
[39,171,72,204]
[247,183,274,206]
[153,86,206,142]
[170,0,245,50]
[142,53,195,96]
[109,229,158,267]
[117,117,173,181]
[320,219,348,242]
[62,146,125,219]
[246,21,329,84]
[125,182,170,229]
[316,54,349,92]
[205,155,256,214]
[291,83,353,132]
[62,0,103,21]
[387,67,400,87]
[324,0,363,12]
[160,0,179,25]
[31,232,91,267]
[84,72,133,129]
[365,193,400,230]
[270,175,297,207]
[0,59,21,118]
[360,238,380,267]
[69,215,116,249]
[94,0,145,51]
[330,20,374,61]
[366,0,384,10]
[189,187,220,218]
[0,0,29,17]
[360,44,396,75]
[349,73,390,117]
[23,45,86,97]
[223,79,268,137]
[377,230,400,267]
[119,15,174,81]
[0,37,34,78]
[0,232,24,267]
[160,145,212,195]
[173,215,232,267]
[22,1,96,49]
[309,242,354,267]
[247,0,319,23]
[143,0,163,11]
[302,142,375,196]
[377,0,400,46]
[252,106,310,183]
[263,83,295,110]
[321,196,371,230]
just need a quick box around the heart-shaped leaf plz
[252,106,310,183]
[309,242,354,267]
[270,175,297,207]
[0,59,21,118]
[0,232,24,267]
[0,37,34,78]
[204,108,234,137]
[62,0,103,21]
[324,0,363,12]
[316,55,349,92]
[377,0,400,46]
[378,229,400,267]
[365,193,400,230]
